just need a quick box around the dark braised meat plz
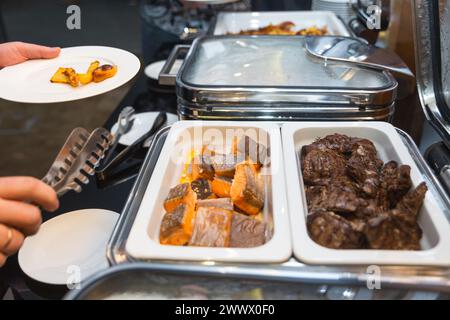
[346,138,383,198]
[395,182,428,217]
[307,177,365,214]
[302,133,427,251]
[307,210,365,249]
[306,133,353,155]
[302,148,347,185]
[364,212,422,250]
[380,161,412,208]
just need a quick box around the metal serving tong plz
[42,127,113,197]
[96,112,167,189]
[305,36,415,99]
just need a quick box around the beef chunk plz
[395,182,428,217]
[307,177,366,214]
[306,134,353,155]
[307,210,365,249]
[364,212,422,250]
[380,161,412,207]
[302,148,347,185]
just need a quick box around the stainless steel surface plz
[413,0,450,144]
[159,45,190,86]
[440,167,450,196]
[107,125,450,293]
[65,263,441,300]
[305,36,415,99]
[305,36,414,78]
[103,106,135,165]
[41,127,90,186]
[178,101,395,121]
[44,127,112,197]
[174,36,397,109]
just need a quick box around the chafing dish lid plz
[177,36,397,106]
[413,0,450,144]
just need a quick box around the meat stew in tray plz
[159,135,271,248]
[301,133,427,251]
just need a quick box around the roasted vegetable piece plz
[92,64,117,82]
[78,60,100,85]
[160,204,196,246]
[189,207,233,247]
[230,163,264,215]
[163,183,197,213]
[63,68,80,87]
[50,67,70,84]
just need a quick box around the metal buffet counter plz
[66,1,450,300]
[78,125,448,300]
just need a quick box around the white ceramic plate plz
[0,46,141,104]
[111,112,178,146]
[18,209,119,285]
[126,121,292,263]
[144,59,183,81]
[213,11,351,36]
[282,122,450,266]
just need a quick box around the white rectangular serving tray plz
[213,11,351,36]
[282,122,450,266]
[126,121,292,263]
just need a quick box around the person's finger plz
[0,177,59,212]
[0,199,42,236]
[16,42,60,60]
[0,225,24,256]
[0,253,6,267]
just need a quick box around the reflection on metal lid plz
[182,37,395,89]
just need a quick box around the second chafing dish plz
[159,36,398,121]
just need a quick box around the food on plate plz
[211,176,233,198]
[211,154,244,178]
[78,60,100,84]
[163,183,197,213]
[307,210,365,249]
[189,207,233,247]
[160,204,196,245]
[191,178,216,200]
[302,133,427,250]
[192,154,215,180]
[92,64,118,82]
[232,136,268,169]
[159,135,270,248]
[197,198,234,210]
[50,60,117,87]
[230,163,264,215]
[229,213,266,248]
[231,21,328,36]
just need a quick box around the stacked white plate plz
[312,0,356,23]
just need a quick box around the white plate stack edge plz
[312,0,356,23]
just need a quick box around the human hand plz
[0,177,59,267]
[0,41,60,68]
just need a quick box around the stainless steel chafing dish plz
[87,0,450,299]
[159,35,398,121]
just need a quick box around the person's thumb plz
[18,42,60,60]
